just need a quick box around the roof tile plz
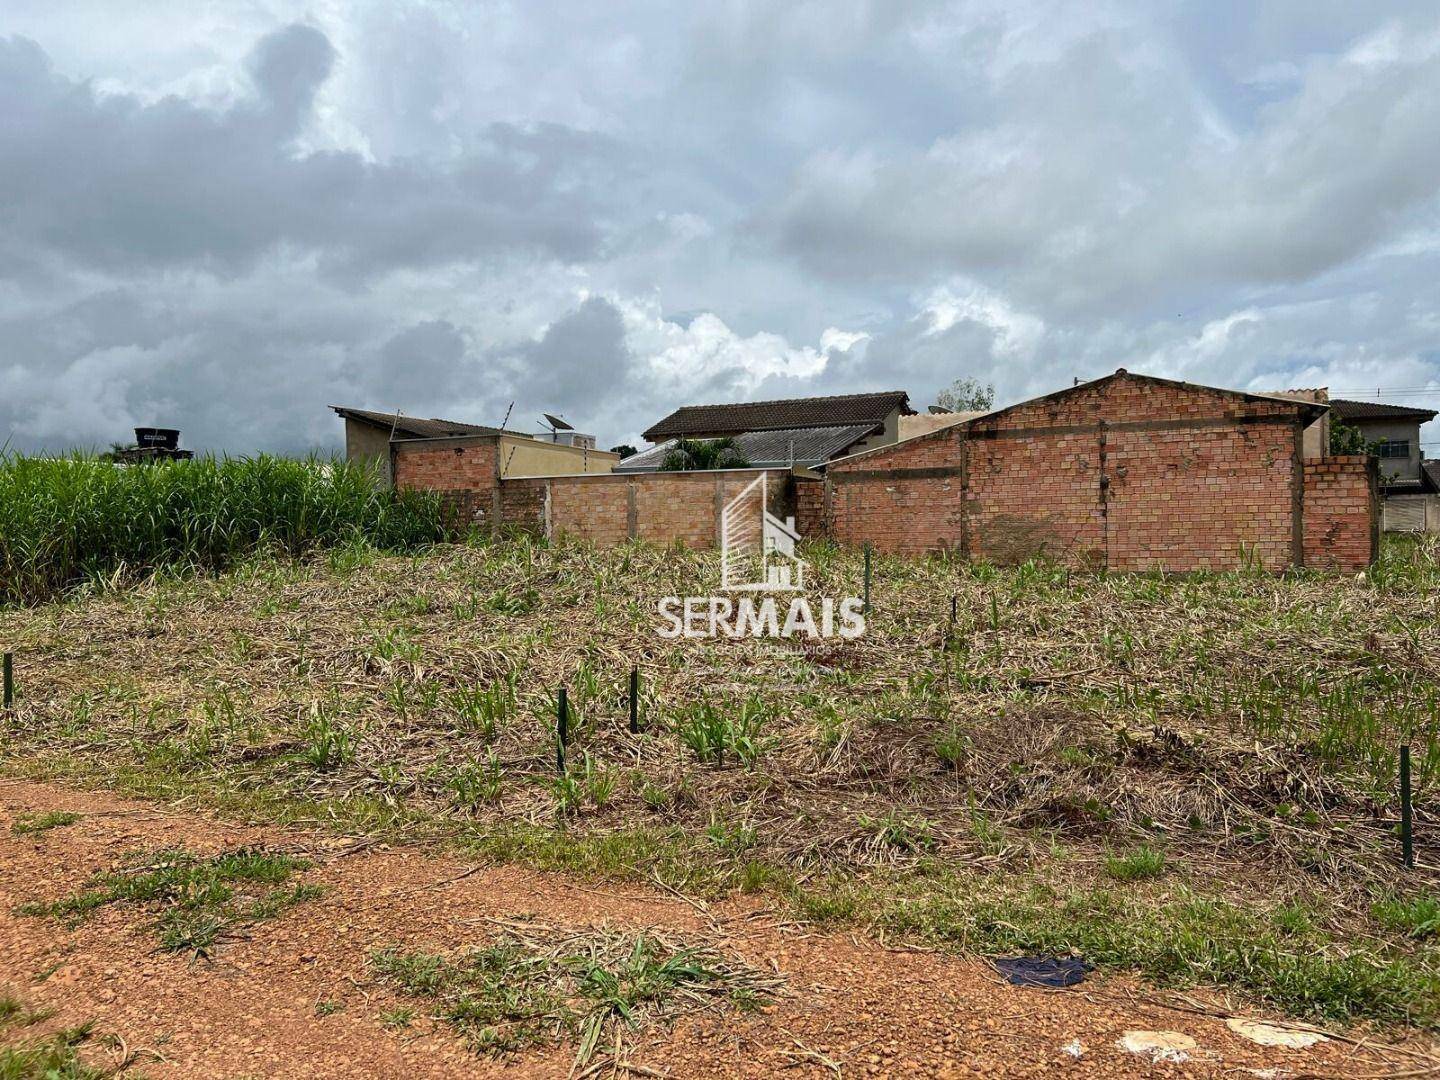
[642,391,912,441]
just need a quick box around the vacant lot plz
[2,533,1438,1073]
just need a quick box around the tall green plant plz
[659,438,750,471]
[0,453,446,605]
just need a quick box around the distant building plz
[330,406,616,485]
[620,390,915,472]
[1328,399,1437,493]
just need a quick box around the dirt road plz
[0,779,1426,1078]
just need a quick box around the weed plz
[300,709,354,772]
[483,587,539,616]
[449,755,503,810]
[17,846,318,956]
[315,1000,345,1017]
[674,699,774,767]
[0,1021,105,1080]
[449,681,514,739]
[11,811,81,835]
[370,922,780,1067]
[1372,895,1440,939]
[862,811,937,853]
[380,1006,416,1029]
[1103,846,1167,882]
[933,726,968,770]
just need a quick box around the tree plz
[934,377,995,413]
[608,444,637,459]
[1329,419,1376,457]
[659,437,750,471]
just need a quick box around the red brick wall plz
[824,428,965,555]
[1105,425,1297,571]
[1303,457,1378,572]
[795,478,826,539]
[392,437,498,528]
[494,469,794,549]
[822,372,1331,571]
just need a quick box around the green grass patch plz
[16,846,321,956]
[798,875,1440,1026]
[0,996,108,1080]
[370,921,781,1068]
[1103,845,1167,882]
[10,811,81,835]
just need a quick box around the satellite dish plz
[542,413,574,431]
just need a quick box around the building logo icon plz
[720,473,806,591]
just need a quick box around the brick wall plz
[795,478,826,540]
[1303,457,1378,572]
[392,437,498,528]
[821,372,1334,571]
[495,469,795,548]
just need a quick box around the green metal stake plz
[863,543,872,614]
[556,687,569,774]
[1400,744,1414,870]
[2,652,11,710]
[628,667,640,734]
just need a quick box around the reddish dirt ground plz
[0,778,1431,1079]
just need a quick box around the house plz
[1327,399,1437,493]
[331,406,617,488]
[618,390,915,472]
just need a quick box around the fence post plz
[2,653,11,710]
[1400,744,1414,870]
[863,543,872,614]
[629,667,640,734]
[556,687,569,774]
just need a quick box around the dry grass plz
[2,532,1438,1025]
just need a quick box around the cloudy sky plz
[4,1,1440,455]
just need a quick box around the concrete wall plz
[499,469,795,548]
[820,373,1354,572]
[1350,418,1422,483]
[497,435,617,478]
[344,420,395,485]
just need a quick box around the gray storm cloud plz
[1,4,1439,456]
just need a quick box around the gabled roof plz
[821,369,1331,471]
[331,406,516,440]
[968,369,1330,428]
[615,424,876,472]
[642,390,912,442]
[1329,399,1438,423]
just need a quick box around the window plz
[1377,439,1411,459]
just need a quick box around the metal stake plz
[1400,743,1414,870]
[629,667,640,734]
[2,653,11,710]
[556,687,568,774]
[863,543,872,614]
[950,595,957,624]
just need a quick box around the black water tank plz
[134,427,181,450]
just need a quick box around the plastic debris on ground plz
[1118,1029,1197,1063]
[991,955,1092,987]
[1226,1017,1326,1049]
